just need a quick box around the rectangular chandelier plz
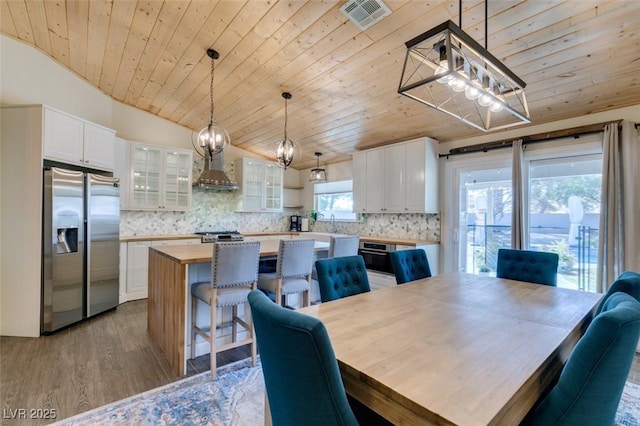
[398,20,531,132]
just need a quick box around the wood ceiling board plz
[1,0,639,169]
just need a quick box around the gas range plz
[194,230,244,243]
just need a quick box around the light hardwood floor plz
[0,300,248,425]
[1,299,639,425]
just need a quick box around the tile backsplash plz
[312,213,440,242]
[120,192,440,241]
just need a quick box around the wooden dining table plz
[297,272,602,426]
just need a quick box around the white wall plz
[0,35,112,127]
[0,34,264,161]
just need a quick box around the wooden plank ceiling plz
[2,0,639,169]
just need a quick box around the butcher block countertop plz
[120,234,200,242]
[121,232,439,246]
[359,236,439,246]
[150,239,330,265]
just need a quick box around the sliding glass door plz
[458,166,512,274]
[447,134,603,291]
[527,154,602,291]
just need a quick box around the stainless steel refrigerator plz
[42,167,120,333]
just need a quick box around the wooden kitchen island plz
[148,239,329,376]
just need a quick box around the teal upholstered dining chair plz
[190,241,261,379]
[524,292,640,426]
[315,255,370,303]
[595,270,640,315]
[247,289,359,426]
[496,248,559,286]
[389,249,432,285]
[311,236,360,304]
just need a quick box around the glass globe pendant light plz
[197,48,229,155]
[276,92,296,169]
[309,152,327,183]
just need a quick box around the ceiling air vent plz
[340,0,391,31]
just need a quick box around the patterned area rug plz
[618,381,640,426]
[54,358,264,426]
[54,358,640,425]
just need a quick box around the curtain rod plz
[439,120,633,158]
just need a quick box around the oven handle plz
[359,249,389,255]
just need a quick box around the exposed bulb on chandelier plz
[448,78,466,92]
[277,138,295,168]
[478,93,493,107]
[490,100,504,112]
[464,85,480,100]
[198,121,229,154]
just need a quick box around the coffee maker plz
[289,215,302,231]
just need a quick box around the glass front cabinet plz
[235,158,283,212]
[129,142,192,211]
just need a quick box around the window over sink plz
[313,180,357,222]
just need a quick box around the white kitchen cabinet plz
[364,148,386,212]
[367,270,397,290]
[43,107,115,171]
[235,158,283,212]
[353,137,439,213]
[383,144,406,212]
[404,139,439,213]
[124,238,200,301]
[352,152,367,212]
[127,142,193,211]
[125,241,152,301]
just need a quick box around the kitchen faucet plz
[330,214,336,233]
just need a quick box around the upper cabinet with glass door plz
[127,142,192,211]
[235,158,283,212]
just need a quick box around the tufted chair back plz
[315,255,370,303]
[496,248,559,286]
[525,292,640,425]
[247,289,359,426]
[390,249,432,284]
[596,270,640,315]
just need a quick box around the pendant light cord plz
[485,0,488,50]
[459,0,489,49]
[458,0,489,51]
[209,55,215,125]
[284,96,288,140]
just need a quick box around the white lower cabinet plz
[122,238,200,302]
[367,270,397,290]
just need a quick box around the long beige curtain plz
[511,139,525,249]
[597,121,640,292]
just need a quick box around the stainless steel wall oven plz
[358,241,396,274]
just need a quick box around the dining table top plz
[297,272,602,426]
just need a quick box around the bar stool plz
[258,239,315,308]
[190,241,261,379]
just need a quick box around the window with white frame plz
[314,180,356,221]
